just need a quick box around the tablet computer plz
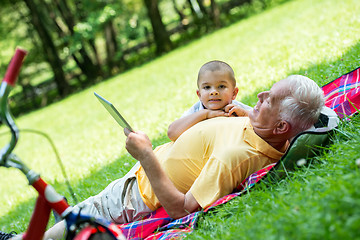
[94,92,134,132]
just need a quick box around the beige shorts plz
[74,162,152,224]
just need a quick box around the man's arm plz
[167,109,225,141]
[124,129,201,219]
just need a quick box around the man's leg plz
[42,220,66,240]
[43,162,151,239]
[75,162,151,223]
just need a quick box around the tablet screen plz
[94,92,133,132]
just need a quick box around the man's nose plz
[257,91,266,102]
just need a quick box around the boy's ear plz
[232,87,239,100]
[196,89,201,98]
[273,120,291,135]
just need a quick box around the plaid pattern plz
[114,68,360,239]
[116,207,172,239]
[203,163,275,213]
[322,67,360,118]
[114,163,276,239]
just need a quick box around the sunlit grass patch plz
[0,0,359,237]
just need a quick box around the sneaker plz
[0,231,16,240]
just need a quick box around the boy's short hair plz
[197,60,236,87]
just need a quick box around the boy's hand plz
[224,104,249,117]
[205,109,226,119]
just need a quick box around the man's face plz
[249,80,289,135]
[197,70,238,110]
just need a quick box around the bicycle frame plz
[0,48,124,240]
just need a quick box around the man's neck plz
[266,138,288,152]
[253,128,289,152]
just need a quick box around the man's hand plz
[124,128,153,161]
[224,104,249,117]
[124,128,201,219]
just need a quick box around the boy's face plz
[197,70,238,110]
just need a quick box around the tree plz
[2,0,262,113]
[143,0,172,55]
[23,0,71,96]
[210,0,221,28]
[195,0,208,18]
[53,0,103,83]
[186,0,211,31]
[171,0,188,30]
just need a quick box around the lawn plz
[0,0,359,238]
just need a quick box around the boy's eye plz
[219,85,226,89]
[203,86,211,90]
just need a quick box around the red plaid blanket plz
[322,67,360,118]
[115,164,275,239]
[114,68,360,239]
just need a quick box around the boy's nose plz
[210,89,219,95]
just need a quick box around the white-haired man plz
[40,75,324,239]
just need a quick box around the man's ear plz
[273,120,291,135]
[232,87,239,100]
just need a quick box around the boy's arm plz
[168,109,225,141]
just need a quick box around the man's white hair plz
[279,75,325,133]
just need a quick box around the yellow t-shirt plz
[135,117,287,210]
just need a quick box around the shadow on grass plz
[1,40,360,233]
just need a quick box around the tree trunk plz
[171,0,188,30]
[210,0,221,28]
[55,0,102,83]
[187,0,201,21]
[186,0,206,32]
[105,20,123,74]
[73,0,103,74]
[22,0,70,96]
[143,0,172,55]
[196,0,212,31]
[196,0,208,17]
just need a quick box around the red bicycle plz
[0,48,125,240]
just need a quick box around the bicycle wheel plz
[72,225,122,240]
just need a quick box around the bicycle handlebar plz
[0,48,123,240]
[0,48,27,166]
[3,48,27,86]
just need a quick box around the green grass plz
[190,117,360,239]
[0,0,360,238]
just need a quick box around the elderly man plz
[43,75,324,239]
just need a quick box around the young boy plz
[167,60,252,141]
